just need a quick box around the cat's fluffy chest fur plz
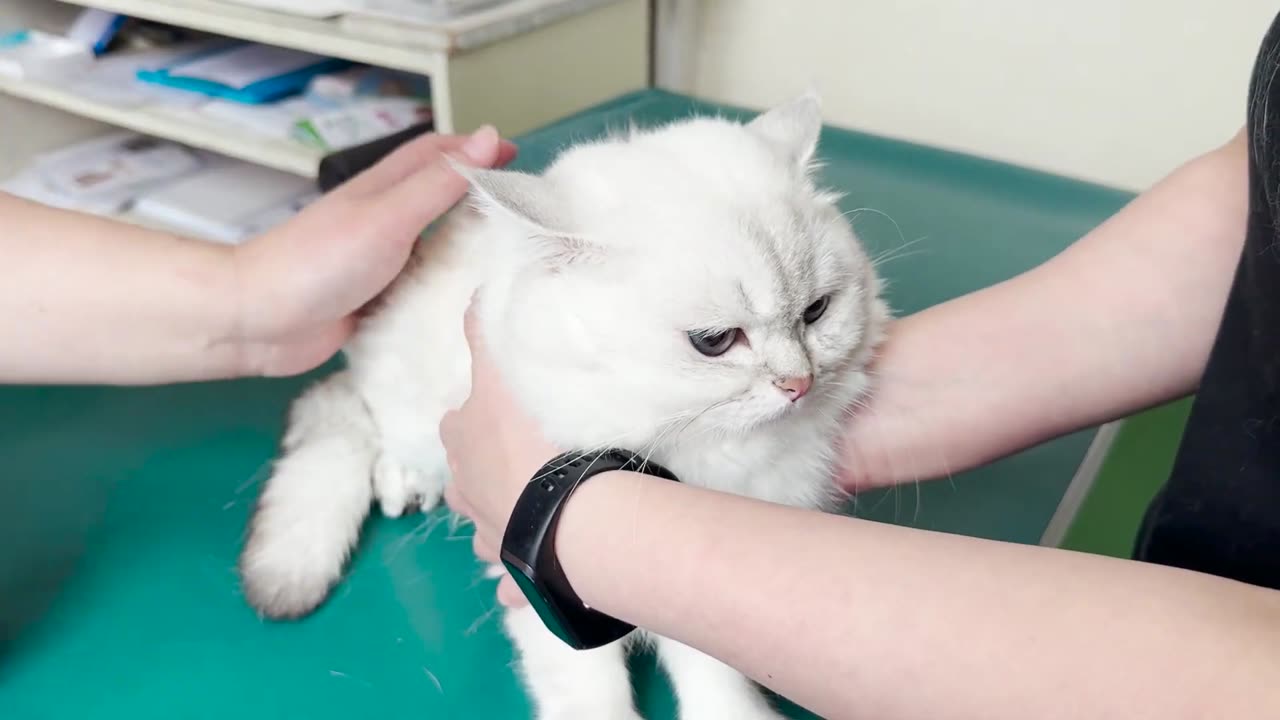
[239,92,887,720]
[659,424,843,510]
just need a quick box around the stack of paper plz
[1,133,206,216]
[136,42,351,105]
[2,134,319,243]
[64,39,229,109]
[131,159,317,244]
[0,30,94,81]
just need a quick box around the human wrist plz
[552,469,649,612]
[142,229,244,382]
[201,239,250,378]
[836,308,962,488]
[221,239,280,379]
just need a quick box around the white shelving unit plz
[0,0,649,179]
[0,72,322,175]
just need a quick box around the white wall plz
[660,1,1279,191]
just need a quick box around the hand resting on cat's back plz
[237,91,890,720]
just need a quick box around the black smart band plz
[499,448,679,650]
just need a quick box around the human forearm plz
[843,129,1249,488]
[0,131,511,385]
[0,192,238,384]
[558,471,1280,720]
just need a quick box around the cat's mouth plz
[735,390,810,431]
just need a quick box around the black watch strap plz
[499,448,678,650]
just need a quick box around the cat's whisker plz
[872,248,928,268]
[671,398,737,447]
[868,233,930,264]
[837,205,909,248]
[641,404,716,463]
[384,512,448,560]
[829,206,932,271]
[534,421,677,477]
[913,475,923,526]
[464,603,501,637]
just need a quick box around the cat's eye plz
[803,295,830,324]
[688,328,738,357]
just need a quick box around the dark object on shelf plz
[316,121,434,193]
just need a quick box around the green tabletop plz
[0,90,1132,719]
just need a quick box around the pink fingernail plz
[461,125,498,163]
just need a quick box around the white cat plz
[239,92,890,720]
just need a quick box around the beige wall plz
[665,1,1279,191]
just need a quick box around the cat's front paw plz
[240,514,339,620]
[373,456,445,517]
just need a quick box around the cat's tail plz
[239,370,378,620]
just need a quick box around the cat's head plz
[463,93,889,451]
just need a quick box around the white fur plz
[239,93,890,718]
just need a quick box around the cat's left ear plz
[747,91,823,170]
[454,163,599,268]
[454,164,566,233]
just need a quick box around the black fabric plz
[1132,12,1280,588]
[315,121,434,193]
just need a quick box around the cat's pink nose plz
[774,375,812,401]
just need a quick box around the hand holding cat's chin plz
[442,298,559,606]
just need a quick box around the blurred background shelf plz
[55,0,628,56]
[0,0,649,180]
[49,0,446,73]
[0,71,322,176]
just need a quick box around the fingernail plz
[461,125,499,163]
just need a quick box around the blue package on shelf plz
[65,8,127,56]
[0,30,30,49]
[136,41,352,105]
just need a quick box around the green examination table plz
[1,90,1164,719]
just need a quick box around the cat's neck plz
[644,405,846,510]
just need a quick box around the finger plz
[472,533,499,564]
[443,481,473,518]
[334,129,516,200]
[494,140,519,169]
[364,130,500,242]
[439,412,465,475]
[497,575,530,608]
[335,132,472,198]
[462,292,489,358]
[439,408,458,444]
[377,135,513,189]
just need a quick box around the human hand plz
[229,127,517,377]
[441,298,561,608]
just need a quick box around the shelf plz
[0,0,646,182]
[49,0,622,72]
[50,0,439,74]
[0,73,323,177]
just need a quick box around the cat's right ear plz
[451,162,599,269]
[452,163,566,233]
[747,91,823,171]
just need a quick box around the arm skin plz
[555,469,1280,720]
[840,127,1249,489]
[0,192,241,384]
[0,128,515,385]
